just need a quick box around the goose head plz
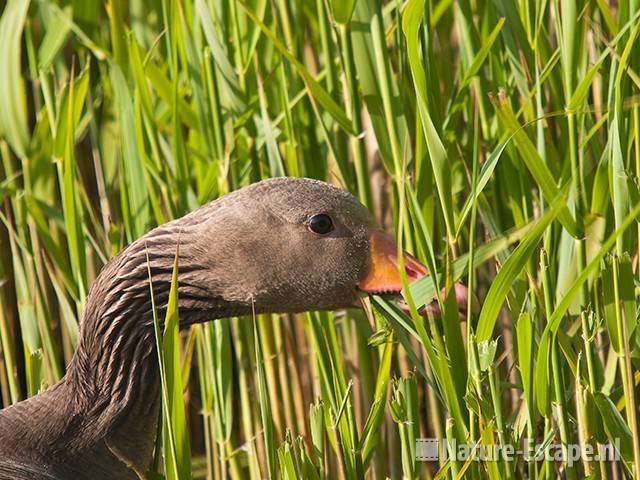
[149,177,476,318]
[167,177,452,316]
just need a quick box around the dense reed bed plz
[0,0,639,478]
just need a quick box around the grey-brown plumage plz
[0,178,380,479]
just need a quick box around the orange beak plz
[357,230,479,318]
[357,230,428,294]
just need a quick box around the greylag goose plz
[0,177,465,479]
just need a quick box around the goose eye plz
[308,214,334,235]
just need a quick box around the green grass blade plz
[402,0,454,238]
[0,0,30,158]
[162,244,192,479]
[476,196,565,341]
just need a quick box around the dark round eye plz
[308,214,334,235]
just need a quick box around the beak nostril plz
[403,257,428,280]
[405,266,418,278]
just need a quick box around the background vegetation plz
[0,0,639,478]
